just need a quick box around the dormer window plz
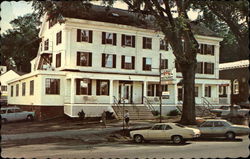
[102,32,116,45]
[77,29,93,43]
[44,39,49,50]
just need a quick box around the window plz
[199,44,214,55]
[77,52,92,66]
[102,32,116,45]
[147,84,155,96]
[56,53,61,68]
[219,86,227,97]
[233,79,239,94]
[102,54,116,68]
[204,62,214,74]
[152,125,166,130]
[44,39,49,50]
[76,79,92,95]
[143,37,152,49]
[175,62,181,72]
[45,79,60,95]
[121,55,135,69]
[214,121,225,127]
[96,80,109,95]
[196,62,203,74]
[200,121,213,127]
[48,18,57,28]
[206,45,214,55]
[22,82,26,96]
[156,84,168,96]
[205,86,211,97]
[143,57,152,71]
[160,39,168,51]
[11,86,13,97]
[1,85,7,91]
[30,80,34,95]
[195,86,199,97]
[16,84,19,96]
[56,31,62,45]
[121,34,135,47]
[77,29,93,43]
[161,59,168,69]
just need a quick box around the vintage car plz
[1,106,35,123]
[130,123,201,144]
[198,119,250,139]
[210,105,249,117]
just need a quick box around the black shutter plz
[166,59,168,69]
[143,37,146,49]
[102,53,105,67]
[77,52,80,66]
[89,30,93,43]
[96,80,100,95]
[204,44,207,55]
[212,45,214,55]
[132,36,135,48]
[108,80,110,95]
[211,63,214,74]
[113,33,117,45]
[77,29,81,42]
[89,53,92,66]
[76,79,79,95]
[132,56,135,69]
[201,62,203,74]
[201,44,204,54]
[102,32,106,44]
[113,54,116,68]
[56,32,58,45]
[143,58,146,70]
[122,34,125,46]
[60,31,62,44]
[121,55,125,69]
[204,62,207,74]
[88,80,92,95]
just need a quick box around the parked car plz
[198,119,250,139]
[1,106,35,123]
[210,105,249,117]
[130,123,201,144]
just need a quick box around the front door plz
[178,87,183,101]
[119,83,132,103]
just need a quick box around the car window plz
[200,121,213,127]
[14,109,22,113]
[175,123,185,128]
[152,125,165,130]
[165,125,172,130]
[1,110,6,114]
[214,121,225,127]
[7,109,15,113]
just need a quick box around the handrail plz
[201,97,214,109]
[143,96,155,111]
[113,96,122,111]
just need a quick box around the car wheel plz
[172,135,184,144]
[134,135,144,143]
[26,115,34,121]
[225,132,235,140]
[1,118,7,124]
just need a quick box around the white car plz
[130,123,201,144]
[1,106,35,123]
[198,119,250,139]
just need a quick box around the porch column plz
[143,81,147,98]
[70,78,75,104]
[174,83,178,105]
[227,84,231,105]
[109,80,113,104]
[201,83,205,98]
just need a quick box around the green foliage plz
[167,110,180,116]
[78,110,86,120]
[151,110,159,116]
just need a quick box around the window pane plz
[105,54,113,67]
[106,33,113,44]
[100,81,109,95]
[125,36,132,46]
[81,30,89,42]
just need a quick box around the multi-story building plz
[8,6,231,120]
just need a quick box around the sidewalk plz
[2,121,154,141]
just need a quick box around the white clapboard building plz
[7,6,231,120]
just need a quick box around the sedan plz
[130,123,201,144]
[198,119,250,139]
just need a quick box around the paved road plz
[2,136,249,158]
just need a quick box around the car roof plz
[154,123,177,126]
[1,106,20,110]
[205,119,227,122]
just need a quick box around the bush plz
[105,111,115,120]
[167,109,180,116]
[78,109,85,120]
[151,110,159,116]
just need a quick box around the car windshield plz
[175,123,185,128]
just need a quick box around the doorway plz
[119,83,133,103]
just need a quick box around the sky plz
[0,1,198,34]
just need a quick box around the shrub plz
[167,109,180,116]
[78,109,85,120]
[105,111,115,120]
[151,110,159,116]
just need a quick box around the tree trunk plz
[180,62,196,125]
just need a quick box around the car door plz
[199,121,214,135]
[14,108,26,120]
[6,109,15,121]
[148,125,166,140]
[213,121,227,135]
[162,125,173,140]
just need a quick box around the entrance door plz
[178,87,183,101]
[119,84,132,103]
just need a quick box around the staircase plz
[112,96,155,120]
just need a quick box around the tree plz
[0,13,41,72]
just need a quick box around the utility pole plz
[159,53,162,123]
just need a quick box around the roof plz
[59,5,220,37]
[219,60,249,70]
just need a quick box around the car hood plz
[185,127,201,134]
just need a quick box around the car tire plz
[1,118,7,124]
[134,135,144,143]
[225,132,235,140]
[26,115,34,121]
[172,135,184,144]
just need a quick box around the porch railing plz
[201,97,214,109]
[113,96,122,111]
[143,96,155,111]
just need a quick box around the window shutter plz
[107,80,110,95]
[211,63,214,74]
[165,41,168,51]
[89,30,93,43]
[102,53,105,67]
[143,58,146,70]
[77,29,81,42]
[212,45,214,55]
[166,59,168,69]
[60,31,62,44]
[77,52,80,66]
[76,79,80,95]
[113,54,116,68]
[56,33,58,45]
[132,36,135,48]
[121,34,125,46]
[143,37,146,49]
[89,53,92,66]
[204,44,207,55]
[113,33,117,45]
[201,44,204,54]
[96,80,100,95]
[204,62,207,74]
[121,55,125,69]
[200,62,203,74]
[132,56,135,69]
[102,32,106,44]
[88,80,92,95]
